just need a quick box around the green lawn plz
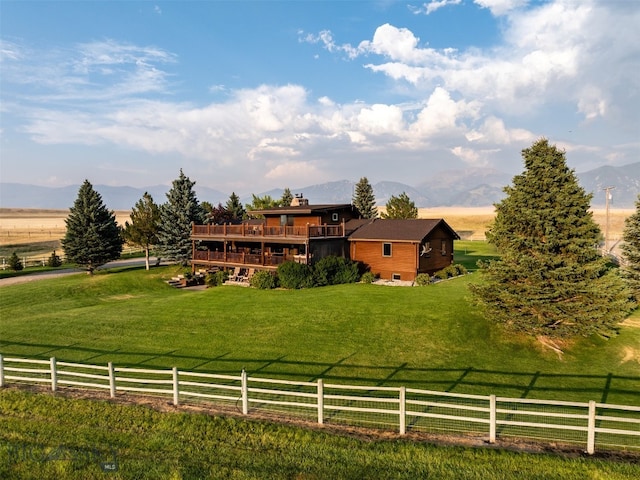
[1,242,639,406]
[1,388,638,480]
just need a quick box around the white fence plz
[1,355,638,454]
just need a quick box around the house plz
[190,195,460,282]
[191,196,360,272]
[348,218,460,281]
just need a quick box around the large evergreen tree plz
[62,180,123,273]
[353,177,377,219]
[225,192,246,221]
[381,192,418,219]
[621,194,640,302]
[470,139,632,339]
[157,170,204,266]
[122,192,161,271]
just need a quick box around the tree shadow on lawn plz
[2,340,639,404]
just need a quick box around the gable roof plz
[347,218,460,242]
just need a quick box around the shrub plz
[414,273,431,286]
[47,250,63,268]
[360,271,376,284]
[433,264,467,281]
[8,252,23,271]
[443,265,458,277]
[313,256,360,286]
[205,270,228,287]
[454,263,468,276]
[277,261,313,289]
[434,268,449,280]
[250,270,278,290]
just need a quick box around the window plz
[332,212,339,222]
[392,273,402,281]
[280,215,293,226]
[383,243,392,257]
[441,240,447,256]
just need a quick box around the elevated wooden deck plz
[191,223,345,241]
[192,250,308,270]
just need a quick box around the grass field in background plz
[1,242,638,406]
[1,388,638,480]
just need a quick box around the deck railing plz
[192,223,344,239]
[192,250,308,266]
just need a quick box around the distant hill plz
[577,163,640,208]
[1,163,637,209]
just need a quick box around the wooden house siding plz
[350,241,419,281]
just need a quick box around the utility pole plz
[603,186,615,254]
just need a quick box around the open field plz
[0,206,633,253]
[0,209,132,263]
[1,388,638,480]
[1,249,639,407]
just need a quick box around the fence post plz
[108,362,116,398]
[50,357,57,392]
[489,395,496,443]
[399,387,406,435]
[317,379,324,425]
[241,369,248,415]
[173,367,179,406]
[0,354,4,387]
[587,400,596,455]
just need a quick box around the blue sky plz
[1,0,638,196]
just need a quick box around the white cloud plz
[356,104,405,135]
[410,1,462,16]
[450,146,499,167]
[473,0,528,16]
[3,1,638,192]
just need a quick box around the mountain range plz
[1,163,638,210]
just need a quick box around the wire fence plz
[1,355,638,454]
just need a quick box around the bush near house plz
[313,256,360,286]
[250,270,278,290]
[360,271,377,284]
[206,270,228,287]
[277,261,314,289]
[415,273,431,286]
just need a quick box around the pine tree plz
[123,192,161,270]
[61,180,123,273]
[381,192,417,219]
[8,252,23,271]
[470,139,632,339]
[621,194,640,302]
[47,250,62,267]
[225,192,246,221]
[280,187,294,207]
[353,177,377,219]
[157,170,204,266]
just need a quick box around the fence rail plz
[1,355,638,454]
